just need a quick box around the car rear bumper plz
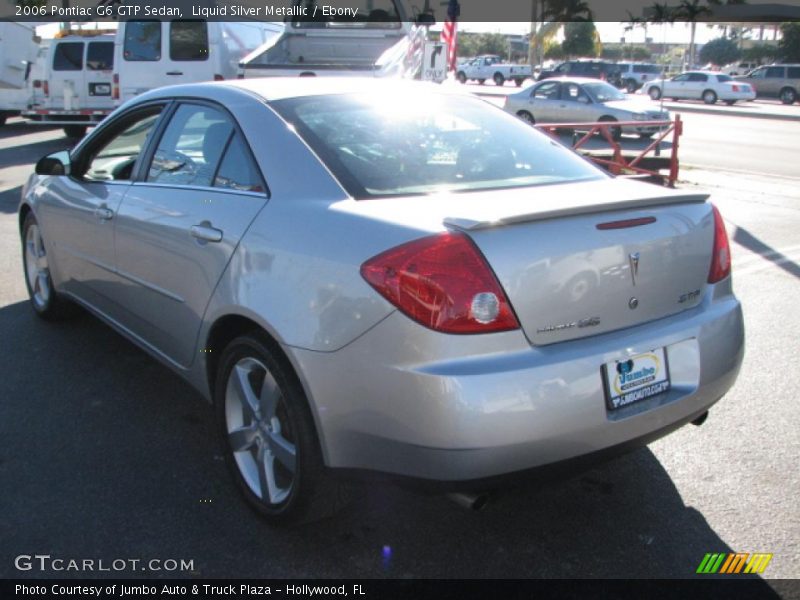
[290,282,744,482]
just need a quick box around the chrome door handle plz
[190,223,223,243]
[94,207,113,221]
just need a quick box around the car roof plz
[139,77,461,105]
[537,76,614,85]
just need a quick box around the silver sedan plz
[20,78,743,523]
[504,77,670,139]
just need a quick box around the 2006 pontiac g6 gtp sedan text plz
[20,78,744,523]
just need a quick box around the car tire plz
[21,212,76,320]
[216,332,348,524]
[780,87,797,104]
[493,72,505,86]
[0,115,6,127]
[517,110,535,125]
[599,116,622,141]
[639,132,656,139]
[648,87,662,100]
[63,125,87,139]
[514,78,524,87]
[702,90,717,105]
[625,79,638,94]
[456,71,467,84]
[724,100,737,106]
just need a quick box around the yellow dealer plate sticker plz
[603,348,671,410]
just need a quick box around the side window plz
[562,83,589,102]
[87,41,114,71]
[82,108,164,182]
[788,67,800,79]
[689,73,708,82]
[53,42,83,71]
[672,74,689,82]
[555,63,569,74]
[766,67,785,78]
[533,81,560,99]
[748,67,766,79]
[124,21,161,61]
[147,104,233,188]
[214,132,265,194]
[170,21,209,61]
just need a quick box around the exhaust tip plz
[446,492,491,511]
[691,411,709,426]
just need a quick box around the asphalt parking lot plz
[0,111,797,594]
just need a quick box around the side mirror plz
[35,150,71,176]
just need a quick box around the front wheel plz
[22,213,75,320]
[493,72,505,86]
[702,90,717,105]
[780,87,797,104]
[648,86,662,101]
[514,78,524,87]
[216,333,347,524]
[456,71,467,84]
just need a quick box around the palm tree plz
[676,0,712,66]
[543,0,593,21]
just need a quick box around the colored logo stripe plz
[697,553,773,574]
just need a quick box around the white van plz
[113,21,284,104]
[22,33,116,138]
[0,22,39,126]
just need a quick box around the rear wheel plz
[216,333,348,524]
[456,71,467,84]
[493,72,505,86]
[63,125,87,139]
[22,213,75,320]
[648,86,662,101]
[780,87,797,104]
[516,110,535,125]
[702,89,717,105]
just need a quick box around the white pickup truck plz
[456,55,533,86]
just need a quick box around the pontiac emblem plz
[629,252,640,286]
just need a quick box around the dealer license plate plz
[603,348,671,410]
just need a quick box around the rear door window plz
[766,67,785,78]
[124,21,162,61]
[53,42,84,71]
[170,21,209,61]
[87,41,114,70]
[147,104,233,188]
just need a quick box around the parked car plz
[735,64,800,104]
[504,77,670,139]
[721,61,760,77]
[641,71,756,105]
[615,62,664,93]
[456,55,532,86]
[21,78,743,523]
[538,60,622,87]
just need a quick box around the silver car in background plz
[504,77,670,139]
[20,78,743,523]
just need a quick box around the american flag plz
[440,0,459,72]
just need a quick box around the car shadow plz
[0,185,22,215]
[0,300,782,592]
[0,136,73,170]
[733,225,800,280]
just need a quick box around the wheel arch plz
[203,311,331,462]
[19,202,32,233]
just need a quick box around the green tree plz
[544,40,567,60]
[601,46,623,60]
[544,0,593,21]
[631,46,653,60]
[742,44,777,63]
[778,22,800,62]
[562,22,598,57]
[700,37,741,65]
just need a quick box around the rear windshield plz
[170,21,209,61]
[124,21,161,61]
[87,41,114,70]
[53,42,83,71]
[272,92,605,199]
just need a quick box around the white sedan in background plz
[642,71,756,105]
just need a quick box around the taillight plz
[360,232,520,334]
[43,80,49,96]
[112,73,119,100]
[214,73,224,81]
[731,84,740,92]
[708,204,731,283]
